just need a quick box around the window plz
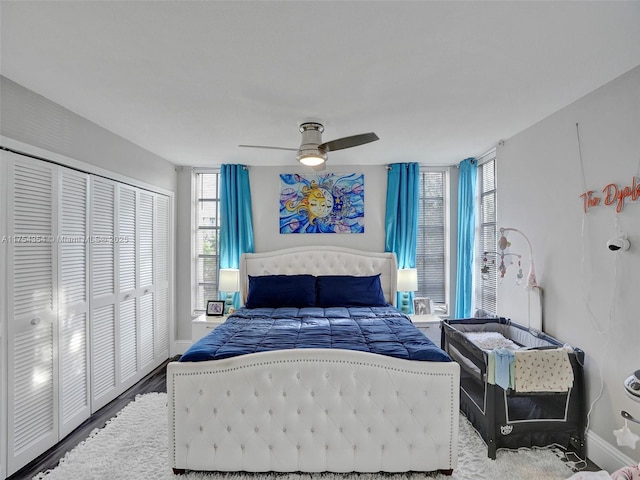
[194,171,220,313]
[474,156,497,316]
[416,169,449,315]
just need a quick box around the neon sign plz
[579,176,640,213]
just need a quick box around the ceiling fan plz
[239,122,379,171]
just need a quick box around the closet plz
[0,150,171,477]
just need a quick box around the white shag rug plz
[33,392,580,480]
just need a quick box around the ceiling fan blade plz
[238,145,298,151]
[319,132,379,152]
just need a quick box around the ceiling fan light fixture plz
[297,150,327,166]
[239,120,378,170]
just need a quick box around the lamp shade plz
[219,268,240,292]
[397,268,418,292]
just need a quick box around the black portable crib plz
[441,317,586,459]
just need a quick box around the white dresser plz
[410,314,443,346]
[192,314,227,342]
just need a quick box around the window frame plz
[473,155,497,317]
[192,168,221,315]
[416,167,451,316]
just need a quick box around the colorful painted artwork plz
[279,173,364,234]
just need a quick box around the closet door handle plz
[144,289,150,295]
[124,294,131,300]
[31,317,41,326]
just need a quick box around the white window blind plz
[416,169,448,314]
[194,171,221,312]
[474,157,497,316]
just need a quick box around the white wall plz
[0,76,177,193]
[497,66,640,471]
[175,166,195,345]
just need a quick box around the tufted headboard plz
[239,246,398,306]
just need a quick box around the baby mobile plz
[481,247,522,283]
[496,227,538,289]
[481,226,542,329]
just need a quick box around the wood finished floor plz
[8,355,602,479]
[8,357,175,480]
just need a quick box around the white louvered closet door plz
[138,191,155,373]
[57,169,90,438]
[2,151,172,477]
[117,185,138,387]
[89,177,118,412]
[154,194,170,359]
[6,156,59,475]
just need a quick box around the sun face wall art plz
[279,173,364,234]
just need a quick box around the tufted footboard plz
[168,348,460,474]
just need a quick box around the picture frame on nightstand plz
[206,300,225,316]
[413,297,434,315]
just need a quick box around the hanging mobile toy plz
[516,259,523,285]
[499,231,511,251]
[498,227,538,289]
[481,256,490,280]
[498,258,507,278]
[498,230,511,279]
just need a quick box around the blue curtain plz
[385,162,419,312]
[454,158,478,318]
[219,164,254,308]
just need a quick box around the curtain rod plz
[385,141,502,170]
[386,163,454,170]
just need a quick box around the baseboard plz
[586,429,637,473]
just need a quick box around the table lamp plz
[397,268,418,314]
[218,268,239,314]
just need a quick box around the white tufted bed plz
[167,246,460,475]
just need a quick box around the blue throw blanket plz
[180,306,451,363]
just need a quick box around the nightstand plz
[410,314,442,345]
[192,314,227,342]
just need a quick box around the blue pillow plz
[245,275,316,308]
[316,274,387,307]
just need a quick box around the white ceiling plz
[1,1,639,168]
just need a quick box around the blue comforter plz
[180,306,451,363]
